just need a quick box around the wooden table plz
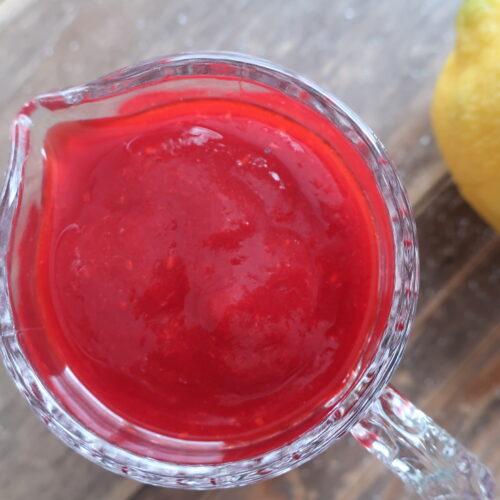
[0,1,498,498]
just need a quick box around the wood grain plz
[2,1,498,500]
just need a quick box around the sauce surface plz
[18,94,386,446]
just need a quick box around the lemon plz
[432,0,500,232]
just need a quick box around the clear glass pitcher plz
[0,53,494,499]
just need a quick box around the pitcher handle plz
[350,385,495,499]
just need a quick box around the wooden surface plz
[0,0,498,499]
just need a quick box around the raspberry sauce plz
[10,85,393,459]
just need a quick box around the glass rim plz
[0,51,419,489]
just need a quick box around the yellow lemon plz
[432,0,500,232]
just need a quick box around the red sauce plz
[11,86,393,457]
